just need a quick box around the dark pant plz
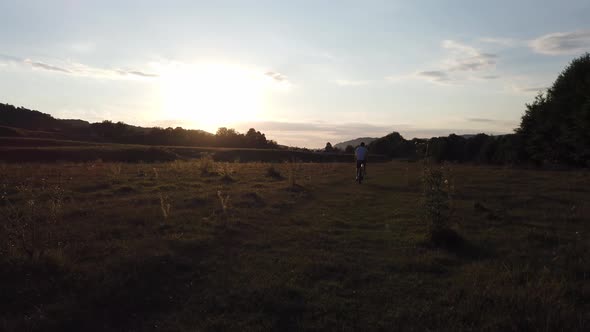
[356,160,366,169]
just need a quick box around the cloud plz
[415,71,450,83]
[442,40,498,72]
[448,53,497,71]
[480,75,500,80]
[408,40,499,85]
[479,37,521,47]
[530,30,590,55]
[24,59,71,73]
[0,53,158,80]
[265,71,288,82]
[467,118,495,123]
[125,70,159,78]
[0,54,22,62]
[465,118,519,129]
[513,85,549,93]
[334,79,371,86]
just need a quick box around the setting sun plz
[159,62,283,131]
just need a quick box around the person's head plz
[360,142,365,147]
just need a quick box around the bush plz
[199,154,214,175]
[1,179,65,260]
[266,165,283,179]
[422,163,461,247]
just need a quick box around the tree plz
[517,53,590,165]
[344,145,355,154]
[324,142,334,152]
[368,132,415,158]
[245,128,268,148]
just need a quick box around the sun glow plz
[159,62,286,132]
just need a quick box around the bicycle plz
[356,162,366,184]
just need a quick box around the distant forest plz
[1,54,588,166]
[0,104,278,149]
[357,53,589,167]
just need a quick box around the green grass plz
[0,161,589,331]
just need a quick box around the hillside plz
[334,137,378,150]
[0,103,277,149]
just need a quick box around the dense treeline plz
[365,131,526,165]
[367,53,590,166]
[0,103,278,149]
[421,134,527,164]
[517,53,590,166]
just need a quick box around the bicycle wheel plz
[357,167,363,184]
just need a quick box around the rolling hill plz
[334,137,378,150]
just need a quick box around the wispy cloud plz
[442,40,498,72]
[333,79,371,86]
[24,59,71,73]
[480,75,500,80]
[465,117,518,129]
[480,30,590,56]
[479,37,522,47]
[512,85,549,93]
[408,40,499,84]
[265,71,288,82]
[467,117,495,123]
[124,70,159,78]
[529,30,590,55]
[0,53,159,80]
[0,54,23,62]
[415,71,450,83]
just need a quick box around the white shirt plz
[355,146,368,160]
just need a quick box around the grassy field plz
[1,160,589,331]
[0,137,389,163]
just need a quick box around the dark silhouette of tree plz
[324,142,334,152]
[368,132,415,158]
[517,53,590,166]
[344,145,354,154]
[245,128,269,148]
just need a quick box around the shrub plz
[216,162,235,182]
[159,193,172,223]
[199,154,214,175]
[1,179,65,260]
[266,165,283,179]
[422,163,461,247]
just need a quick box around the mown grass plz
[0,160,588,331]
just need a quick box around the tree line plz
[332,53,589,167]
[0,103,278,149]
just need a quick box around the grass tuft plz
[199,154,214,175]
[159,193,172,222]
[266,165,283,179]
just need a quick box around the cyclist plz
[355,142,368,180]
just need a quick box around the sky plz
[1,0,589,148]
